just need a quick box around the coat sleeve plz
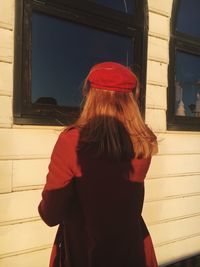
[38,130,76,227]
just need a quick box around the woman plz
[38,62,158,267]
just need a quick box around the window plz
[168,0,200,131]
[14,0,148,126]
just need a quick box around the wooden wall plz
[144,0,200,265]
[0,1,59,265]
[0,0,200,266]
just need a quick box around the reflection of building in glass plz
[175,81,186,116]
[175,79,200,117]
[195,93,200,117]
[35,97,57,105]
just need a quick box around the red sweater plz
[38,128,158,267]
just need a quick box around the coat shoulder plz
[60,127,80,143]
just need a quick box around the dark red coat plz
[38,128,158,267]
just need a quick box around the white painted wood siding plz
[0,1,58,266]
[145,1,200,266]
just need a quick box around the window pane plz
[32,12,134,107]
[176,0,200,38]
[175,51,200,117]
[88,0,135,14]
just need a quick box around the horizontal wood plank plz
[146,84,167,110]
[149,0,173,16]
[0,28,13,63]
[148,154,200,178]
[0,248,51,267]
[0,190,41,223]
[0,62,13,96]
[0,220,56,256]
[149,12,169,39]
[0,96,12,127]
[156,132,200,155]
[0,0,14,30]
[0,160,12,193]
[145,108,166,132]
[148,36,169,63]
[143,195,200,225]
[147,60,168,86]
[156,235,200,266]
[0,129,59,159]
[148,215,200,246]
[145,175,200,201]
[13,159,49,189]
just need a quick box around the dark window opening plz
[32,11,133,108]
[14,0,148,126]
[175,51,200,118]
[168,0,200,131]
[176,0,200,39]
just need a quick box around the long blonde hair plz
[74,86,157,160]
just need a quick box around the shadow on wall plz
[163,254,200,267]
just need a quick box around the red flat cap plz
[87,62,137,93]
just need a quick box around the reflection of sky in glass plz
[175,51,200,116]
[176,0,200,38]
[88,0,134,14]
[32,12,134,107]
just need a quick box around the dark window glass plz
[176,0,200,38]
[88,0,134,14]
[14,0,147,126]
[168,0,200,130]
[175,51,200,117]
[32,12,133,107]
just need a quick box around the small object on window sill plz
[176,99,186,116]
[188,103,196,115]
[195,93,200,117]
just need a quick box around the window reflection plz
[175,51,200,117]
[32,12,134,107]
[88,0,134,14]
[176,0,200,38]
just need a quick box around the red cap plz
[87,62,137,93]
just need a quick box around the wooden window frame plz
[168,0,200,131]
[14,0,148,126]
